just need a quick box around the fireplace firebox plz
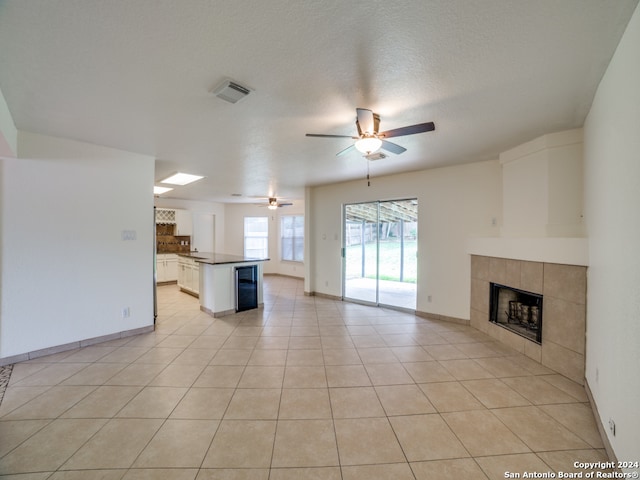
[489,283,543,344]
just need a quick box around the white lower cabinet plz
[156,254,178,282]
[178,256,199,296]
[191,263,200,295]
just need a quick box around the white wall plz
[583,2,640,465]
[224,202,305,278]
[308,160,502,319]
[0,132,155,360]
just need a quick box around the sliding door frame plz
[342,198,417,311]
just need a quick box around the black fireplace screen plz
[489,283,543,344]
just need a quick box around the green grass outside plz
[345,240,417,283]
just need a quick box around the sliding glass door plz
[343,199,417,310]
[344,202,379,304]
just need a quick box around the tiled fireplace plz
[489,282,543,343]
[470,255,586,384]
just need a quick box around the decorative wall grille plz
[156,209,176,224]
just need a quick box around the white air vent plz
[212,80,252,104]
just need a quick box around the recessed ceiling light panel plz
[154,186,173,195]
[160,172,204,186]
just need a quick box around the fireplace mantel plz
[467,236,588,266]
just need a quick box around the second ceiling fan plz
[254,197,292,210]
[306,108,435,157]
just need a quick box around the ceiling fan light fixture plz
[268,198,279,210]
[355,136,382,154]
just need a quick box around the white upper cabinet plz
[175,209,193,236]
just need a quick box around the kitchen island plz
[178,252,269,317]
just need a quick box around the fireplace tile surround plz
[470,255,586,384]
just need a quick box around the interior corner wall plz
[583,2,640,465]
[0,131,155,360]
[224,202,306,278]
[0,85,17,157]
[308,160,502,319]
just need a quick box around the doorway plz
[343,199,418,310]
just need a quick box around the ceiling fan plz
[254,197,293,210]
[306,108,435,156]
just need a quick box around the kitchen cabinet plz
[175,209,193,236]
[156,254,178,283]
[190,263,200,294]
[178,255,199,296]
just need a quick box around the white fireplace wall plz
[500,128,584,238]
[467,128,588,266]
[468,128,590,384]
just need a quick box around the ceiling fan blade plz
[278,202,293,207]
[306,133,357,139]
[379,121,435,138]
[380,140,407,155]
[356,108,375,135]
[336,144,356,157]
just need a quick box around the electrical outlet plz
[609,418,616,436]
[427,295,432,302]
[121,307,130,319]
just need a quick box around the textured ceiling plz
[0,0,637,203]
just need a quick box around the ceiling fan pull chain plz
[367,161,371,187]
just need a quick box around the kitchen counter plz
[178,252,269,317]
[178,252,270,265]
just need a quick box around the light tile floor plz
[0,276,612,479]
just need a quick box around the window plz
[244,217,269,258]
[281,215,304,262]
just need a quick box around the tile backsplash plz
[156,224,190,253]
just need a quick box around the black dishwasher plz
[235,265,258,312]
